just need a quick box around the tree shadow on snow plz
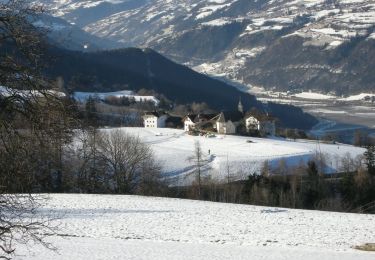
[38,208,174,219]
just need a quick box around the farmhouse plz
[212,111,243,135]
[142,111,168,128]
[182,114,217,132]
[178,99,277,136]
[183,114,196,132]
[245,115,276,136]
[246,116,260,131]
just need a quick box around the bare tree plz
[0,1,73,258]
[98,129,161,194]
[188,140,210,199]
[0,193,57,259]
[72,128,109,193]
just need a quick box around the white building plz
[143,112,167,128]
[216,119,236,135]
[245,116,260,131]
[213,111,243,135]
[245,115,276,136]
[183,115,196,132]
[183,114,217,132]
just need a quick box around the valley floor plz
[17,194,375,260]
[256,94,375,130]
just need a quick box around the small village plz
[142,99,276,137]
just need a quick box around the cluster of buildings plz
[142,100,276,136]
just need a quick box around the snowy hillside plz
[39,0,375,47]
[38,0,375,95]
[0,86,65,98]
[17,194,375,259]
[103,127,365,185]
[32,14,121,50]
[73,90,159,104]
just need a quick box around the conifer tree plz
[364,145,375,176]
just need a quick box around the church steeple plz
[238,97,244,113]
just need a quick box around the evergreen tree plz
[364,145,375,176]
[340,172,355,205]
[302,161,321,209]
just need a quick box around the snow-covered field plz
[102,127,365,185]
[294,91,337,100]
[17,194,375,259]
[0,87,160,105]
[247,86,375,102]
[73,90,159,105]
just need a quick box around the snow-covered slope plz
[102,127,365,185]
[0,86,65,98]
[38,0,375,95]
[40,0,375,47]
[33,13,122,50]
[73,90,159,104]
[17,194,375,259]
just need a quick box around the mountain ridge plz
[43,46,318,129]
[39,0,375,95]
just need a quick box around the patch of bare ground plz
[354,243,375,251]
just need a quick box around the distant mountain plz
[39,0,375,95]
[44,47,317,129]
[47,47,258,110]
[33,14,122,51]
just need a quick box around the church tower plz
[238,97,244,114]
